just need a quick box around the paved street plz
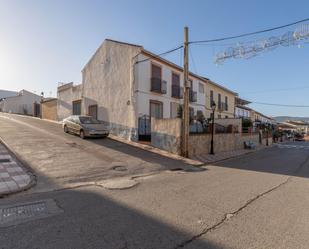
[1,113,309,248]
[0,113,194,193]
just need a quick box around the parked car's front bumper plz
[85,130,109,137]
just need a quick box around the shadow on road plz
[212,142,309,179]
[0,184,224,249]
[88,137,203,172]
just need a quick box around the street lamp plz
[210,101,216,155]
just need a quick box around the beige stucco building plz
[205,80,236,119]
[41,98,58,121]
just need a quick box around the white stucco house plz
[57,82,82,121]
[58,39,237,141]
[0,89,41,116]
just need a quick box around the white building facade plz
[0,89,41,116]
[59,39,237,141]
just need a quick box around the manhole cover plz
[184,167,206,172]
[0,199,63,227]
[0,158,11,163]
[169,168,184,171]
[112,165,127,171]
[66,142,78,147]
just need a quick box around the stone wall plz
[262,137,273,146]
[41,99,57,121]
[215,118,242,133]
[189,133,260,157]
[151,118,182,154]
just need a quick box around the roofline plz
[105,39,142,48]
[41,98,57,103]
[236,105,252,111]
[140,49,237,95]
[82,39,143,72]
[81,38,237,95]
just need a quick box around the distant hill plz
[274,116,309,123]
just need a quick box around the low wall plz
[41,99,57,121]
[189,133,260,157]
[151,118,182,155]
[262,137,273,146]
[215,118,242,133]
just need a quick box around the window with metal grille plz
[72,100,81,115]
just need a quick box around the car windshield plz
[79,117,100,124]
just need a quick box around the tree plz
[177,105,183,118]
[196,110,206,124]
[242,118,252,128]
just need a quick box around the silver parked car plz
[63,115,109,139]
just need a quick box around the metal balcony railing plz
[189,90,197,102]
[171,85,183,99]
[151,77,167,94]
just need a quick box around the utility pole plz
[182,26,189,157]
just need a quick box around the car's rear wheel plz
[80,130,85,139]
[64,125,69,133]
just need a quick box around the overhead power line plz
[135,45,183,64]
[190,17,309,44]
[240,85,309,95]
[251,101,309,108]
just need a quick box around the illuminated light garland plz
[215,24,309,64]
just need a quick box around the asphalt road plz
[0,113,194,193]
[1,113,309,249]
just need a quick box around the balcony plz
[171,85,183,99]
[189,90,197,102]
[151,77,167,94]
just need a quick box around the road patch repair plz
[97,177,139,190]
[0,142,34,197]
[0,199,63,227]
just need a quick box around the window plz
[72,100,81,115]
[225,116,229,119]
[210,90,214,106]
[88,105,98,119]
[172,72,180,86]
[199,83,204,93]
[79,116,100,124]
[151,64,161,80]
[218,114,221,119]
[171,72,180,98]
[150,100,163,119]
[218,93,221,108]
[225,96,228,111]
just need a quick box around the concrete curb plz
[108,134,203,166]
[0,136,37,198]
[4,113,63,125]
[201,143,279,166]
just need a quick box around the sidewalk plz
[0,142,34,197]
[192,146,266,164]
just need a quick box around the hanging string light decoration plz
[215,24,309,64]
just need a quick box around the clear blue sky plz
[0,0,308,117]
